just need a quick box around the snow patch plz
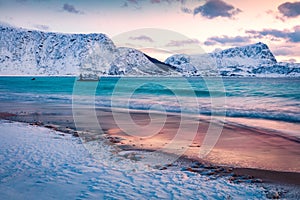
[0,120,267,199]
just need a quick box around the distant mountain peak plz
[0,24,299,77]
[211,42,277,64]
[165,42,299,77]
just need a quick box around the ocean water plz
[0,76,299,127]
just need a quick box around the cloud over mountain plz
[129,35,154,42]
[165,39,200,47]
[205,35,250,45]
[278,1,300,18]
[246,26,300,43]
[63,3,83,14]
[193,0,241,19]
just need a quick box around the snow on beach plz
[0,120,267,199]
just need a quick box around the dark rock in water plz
[159,166,167,170]
[190,162,203,168]
[72,131,79,137]
[251,178,263,183]
[31,78,35,80]
[266,190,280,199]
[106,136,123,143]
[186,167,196,172]
[201,170,216,176]
[228,177,236,182]
[225,167,233,173]
[203,165,217,170]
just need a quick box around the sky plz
[0,0,300,62]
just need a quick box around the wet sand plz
[1,101,300,187]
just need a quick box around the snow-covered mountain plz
[0,24,299,77]
[109,47,177,76]
[165,42,300,77]
[0,24,177,76]
[0,25,114,75]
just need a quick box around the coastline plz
[1,121,299,199]
[1,102,300,186]
[1,120,275,199]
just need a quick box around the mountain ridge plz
[165,42,300,77]
[0,24,299,77]
[0,24,178,76]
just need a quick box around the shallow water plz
[0,76,299,135]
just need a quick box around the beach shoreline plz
[1,102,300,188]
[1,119,280,199]
[1,119,300,199]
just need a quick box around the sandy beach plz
[1,100,300,190]
[2,120,277,199]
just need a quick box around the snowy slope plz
[0,24,177,76]
[0,25,116,75]
[0,120,267,199]
[164,54,199,76]
[1,24,299,77]
[109,47,178,76]
[165,42,300,77]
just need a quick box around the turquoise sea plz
[0,77,299,123]
[0,77,300,120]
